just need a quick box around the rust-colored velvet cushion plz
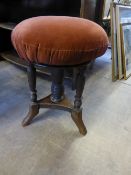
[11,16,108,66]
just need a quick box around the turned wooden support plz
[74,66,86,109]
[50,68,64,103]
[71,65,87,135]
[22,64,39,126]
[22,64,87,135]
[28,64,37,103]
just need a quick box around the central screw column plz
[50,68,64,103]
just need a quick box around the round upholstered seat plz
[11,16,109,135]
[11,16,108,66]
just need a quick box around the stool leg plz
[71,66,87,135]
[72,68,78,90]
[89,60,95,70]
[50,68,64,103]
[22,64,39,126]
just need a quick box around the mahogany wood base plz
[22,95,87,136]
[24,64,87,136]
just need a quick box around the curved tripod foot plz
[71,109,87,136]
[22,103,39,127]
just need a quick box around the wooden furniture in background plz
[0,0,105,80]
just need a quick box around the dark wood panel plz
[0,22,16,30]
[0,50,51,76]
[0,50,73,79]
[81,0,104,24]
[0,1,105,82]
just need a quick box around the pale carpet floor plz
[0,49,131,175]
